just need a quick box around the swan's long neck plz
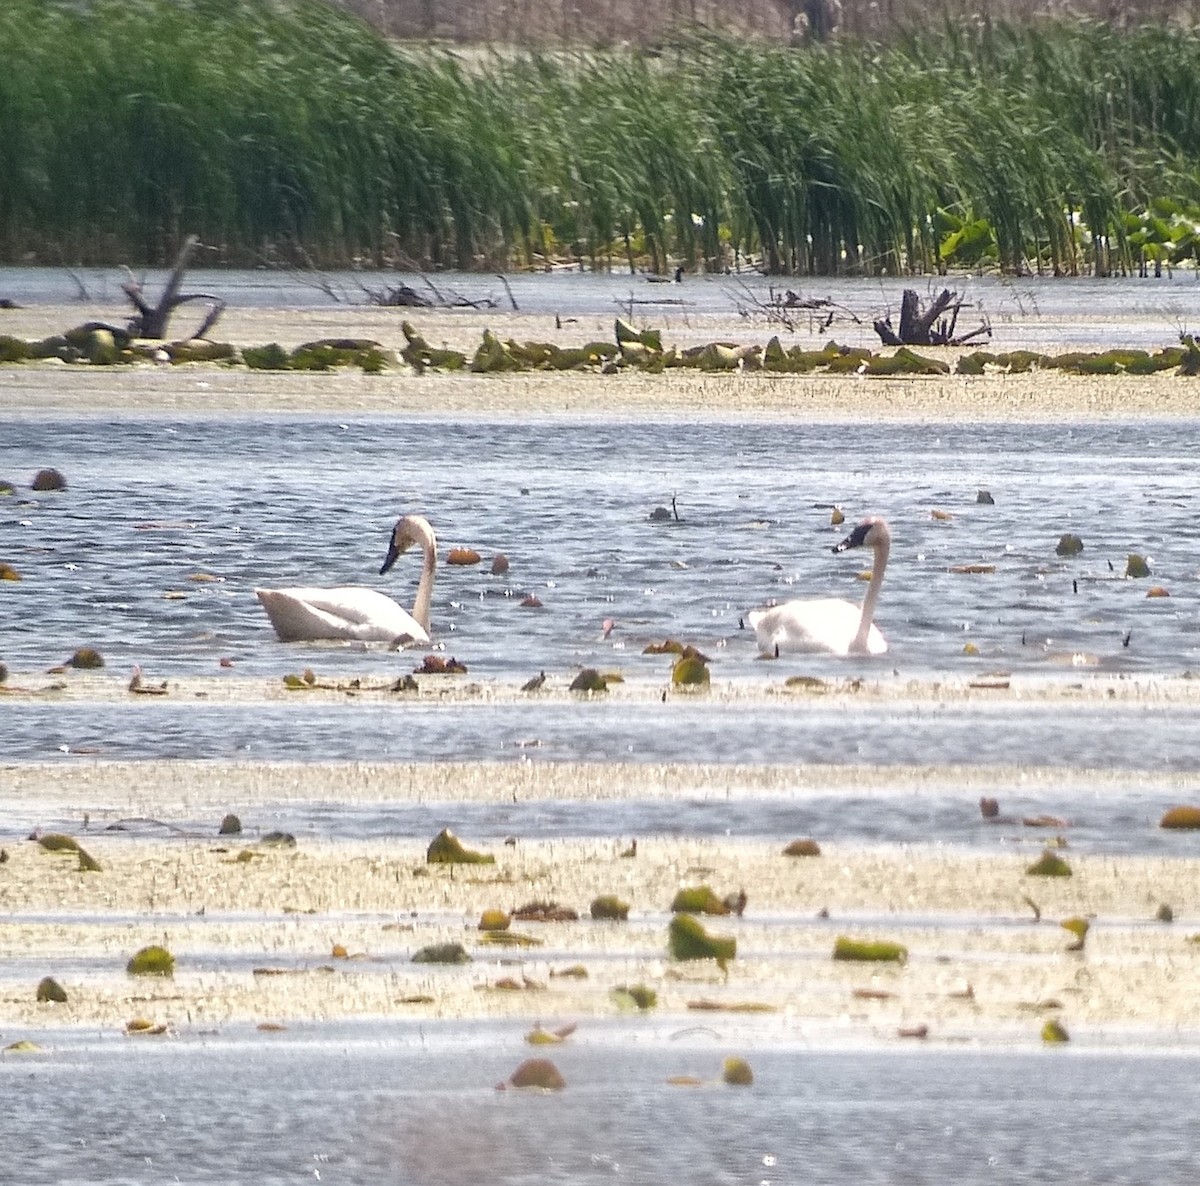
[853,536,889,652]
[410,522,437,632]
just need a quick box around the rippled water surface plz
[4,414,1200,765]
[2,1023,1198,1186]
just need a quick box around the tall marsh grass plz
[1,0,1198,274]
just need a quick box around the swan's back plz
[749,598,887,657]
[255,586,429,644]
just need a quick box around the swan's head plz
[833,516,889,554]
[380,514,433,575]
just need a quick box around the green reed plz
[1,0,1198,273]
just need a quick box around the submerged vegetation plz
[2,1,1199,275]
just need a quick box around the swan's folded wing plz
[749,598,863,657]
[256,586,429,644]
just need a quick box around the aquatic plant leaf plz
[412,942,471,964]
[1055,534,1084,557]
[513,900,578,922]
[549,964,588,979]
[32,468,66,492]
[66,647,104,669]
[1041,1018,1070,1043]
[1159,805,1200,829]
[722,1057,754,1086]
[569,668,608,692]
[507,1057,565,1090]
[671,885,729,915]
[0,562,21,581]
[4,1040,43,1053]
[671,655,710,686]
[125,1018,168,1035]
[1125,554,1150,578]
[426,828,494,864]
[590,895,630,921]
[260,831,297,848]
[36,976,67,1003]
[612,984,657,1010]
[668,914,736,966]
[832,936,908,963]
[478,930,542,947]
[37,833,80,853]
[1061,917,1090,950]
[478,909,511,931]
[447,547,481,566]
[783,838,821,857]
[1026,851,1072,877]
[127,945,175,977]
[77,846,102,872]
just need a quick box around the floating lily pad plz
[833,936,908,963]
[260,831,296,848]
[671,885,729,915]
[612,984,657,1010]
[1055,534,1084,557]
[1061,917,1089,950]
[1125,554,1150,578]
[0,562,20,581]
[125,1018,168,1035]
[478,930,542,948]
[426,828,494,865]
[446,547,481,566]
[668,914,736,967]
[783,838,821,857]
[412,942,470,964]
[4,1040,43,1053]
[127,945,174,977]
[37,833,80,853]
[478,908,511,931]
[1160,805,1200,829]
[1041,1018,1070,1043]
[722,1057,754,1086]
[218,813,242,835]
[32,468,66,492]
[66,647,104,669]
[569,668,608,692]
[507,1057,565,1090]
[672,655,710,686]
[590,895,630,921]
[1026,850,1072,877]
[36,976,67,1003]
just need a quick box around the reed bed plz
[1,0,1198,274]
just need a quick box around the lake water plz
[3,1021,1199,1185]
[4,275,1200,1184]
[3,264,1200,349]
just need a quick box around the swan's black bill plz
[833,522,872,553]
[380,540,402,575]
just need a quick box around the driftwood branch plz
[122,234,226,340]
[874,288,991,347]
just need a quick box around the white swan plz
[255,514,437,644]
[748,517,890,656]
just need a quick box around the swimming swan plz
[255,514,437,644]
[748,517,890,656]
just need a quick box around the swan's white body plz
[748,517,890,657]
[256,514,437,644]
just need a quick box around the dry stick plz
[497,273,519,311]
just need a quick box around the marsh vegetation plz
[2,1,1199,276]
